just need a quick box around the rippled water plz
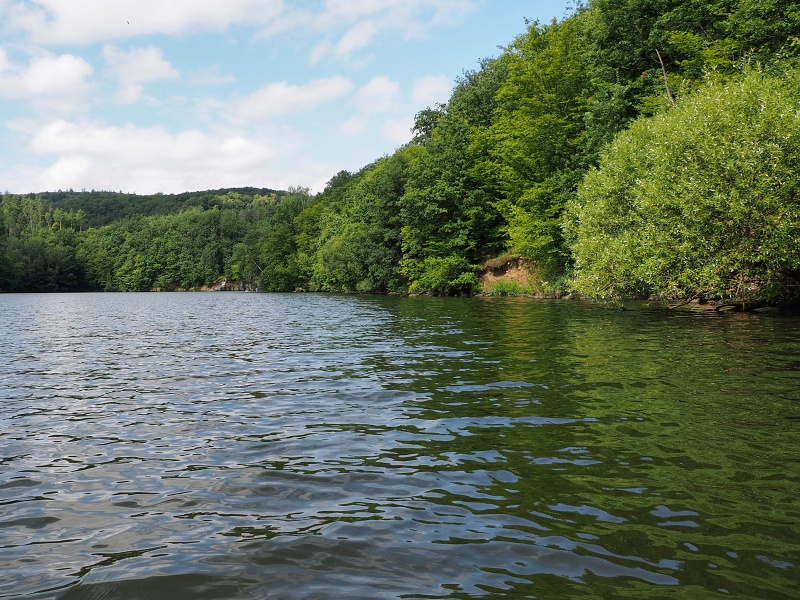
[1,293,798,599]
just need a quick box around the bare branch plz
[656,49,676,108]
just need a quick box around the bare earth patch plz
[480,257,532,288]
[479,256,570,298]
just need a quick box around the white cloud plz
[4,1,478,68]
[22,54,92,95]
[0,48,10,71]
[39,154,94,187]
[382,116,414,145]
[334,20,380,58]
[320,0,476,30]
[323,0,386,21]
[103,45,179,84]
[309,39,333,66]
[110,85,141,105]
[189,65,236,86]
[412,74,452,107]
[235,76,354,120]
[338,115,369,137]
[355,76,400,114]
[0,52,93,107]
[102,45,179,104]
[27,119,279,193]
[5,0,284,45]
[306,0,479,62]
[3,116,39,135]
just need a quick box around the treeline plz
[0,189,299,292]
[2,0,799,305]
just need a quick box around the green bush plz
[407,255,479,295]
[567,71,800,307]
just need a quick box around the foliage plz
[255,188,314,292]
[405,255,480,295]
[0,194,87,291]
[399,58,510,294]
[312,151,411,293]
[41,187,280,227]
[472,16,589,275]
[568,70,800,306]
[2,1,798,304]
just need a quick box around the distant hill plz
[36,187,283,227]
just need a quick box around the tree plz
[400,58,510,294]
[256,188,314,292]
[472,16,590,275]
[567,71,800,307]
[313,151,411,293]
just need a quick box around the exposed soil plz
[480,257,533,288]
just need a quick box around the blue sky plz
[0,1,573,195]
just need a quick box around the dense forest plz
[2,0,799,307]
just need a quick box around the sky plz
[0,0,573,195]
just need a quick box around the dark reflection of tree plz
[355,296,800,598]
[551,306,800,598]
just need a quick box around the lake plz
[1,292,798,599]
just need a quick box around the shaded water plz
[1,293,798,599]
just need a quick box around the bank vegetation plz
[2,0,799,308]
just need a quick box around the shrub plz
[567,70,800,307]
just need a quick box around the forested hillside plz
[39,187,282,227]
[2,0,799,305]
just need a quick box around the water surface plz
[1,293,798,598]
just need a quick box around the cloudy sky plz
[0,0,571,195]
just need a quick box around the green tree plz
[308,151,413,293]
[400,58,510,294]
[256,188,314,292]
[472,16,590,275]
[319,151,412,292]
[79,224,125,290]
[567,71,800,307]
[0,194,87,291]
[293,194,332,289]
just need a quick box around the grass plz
[484,280,534,296]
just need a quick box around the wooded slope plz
[2,0,798,305]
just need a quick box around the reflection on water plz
[1,293,798,599]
